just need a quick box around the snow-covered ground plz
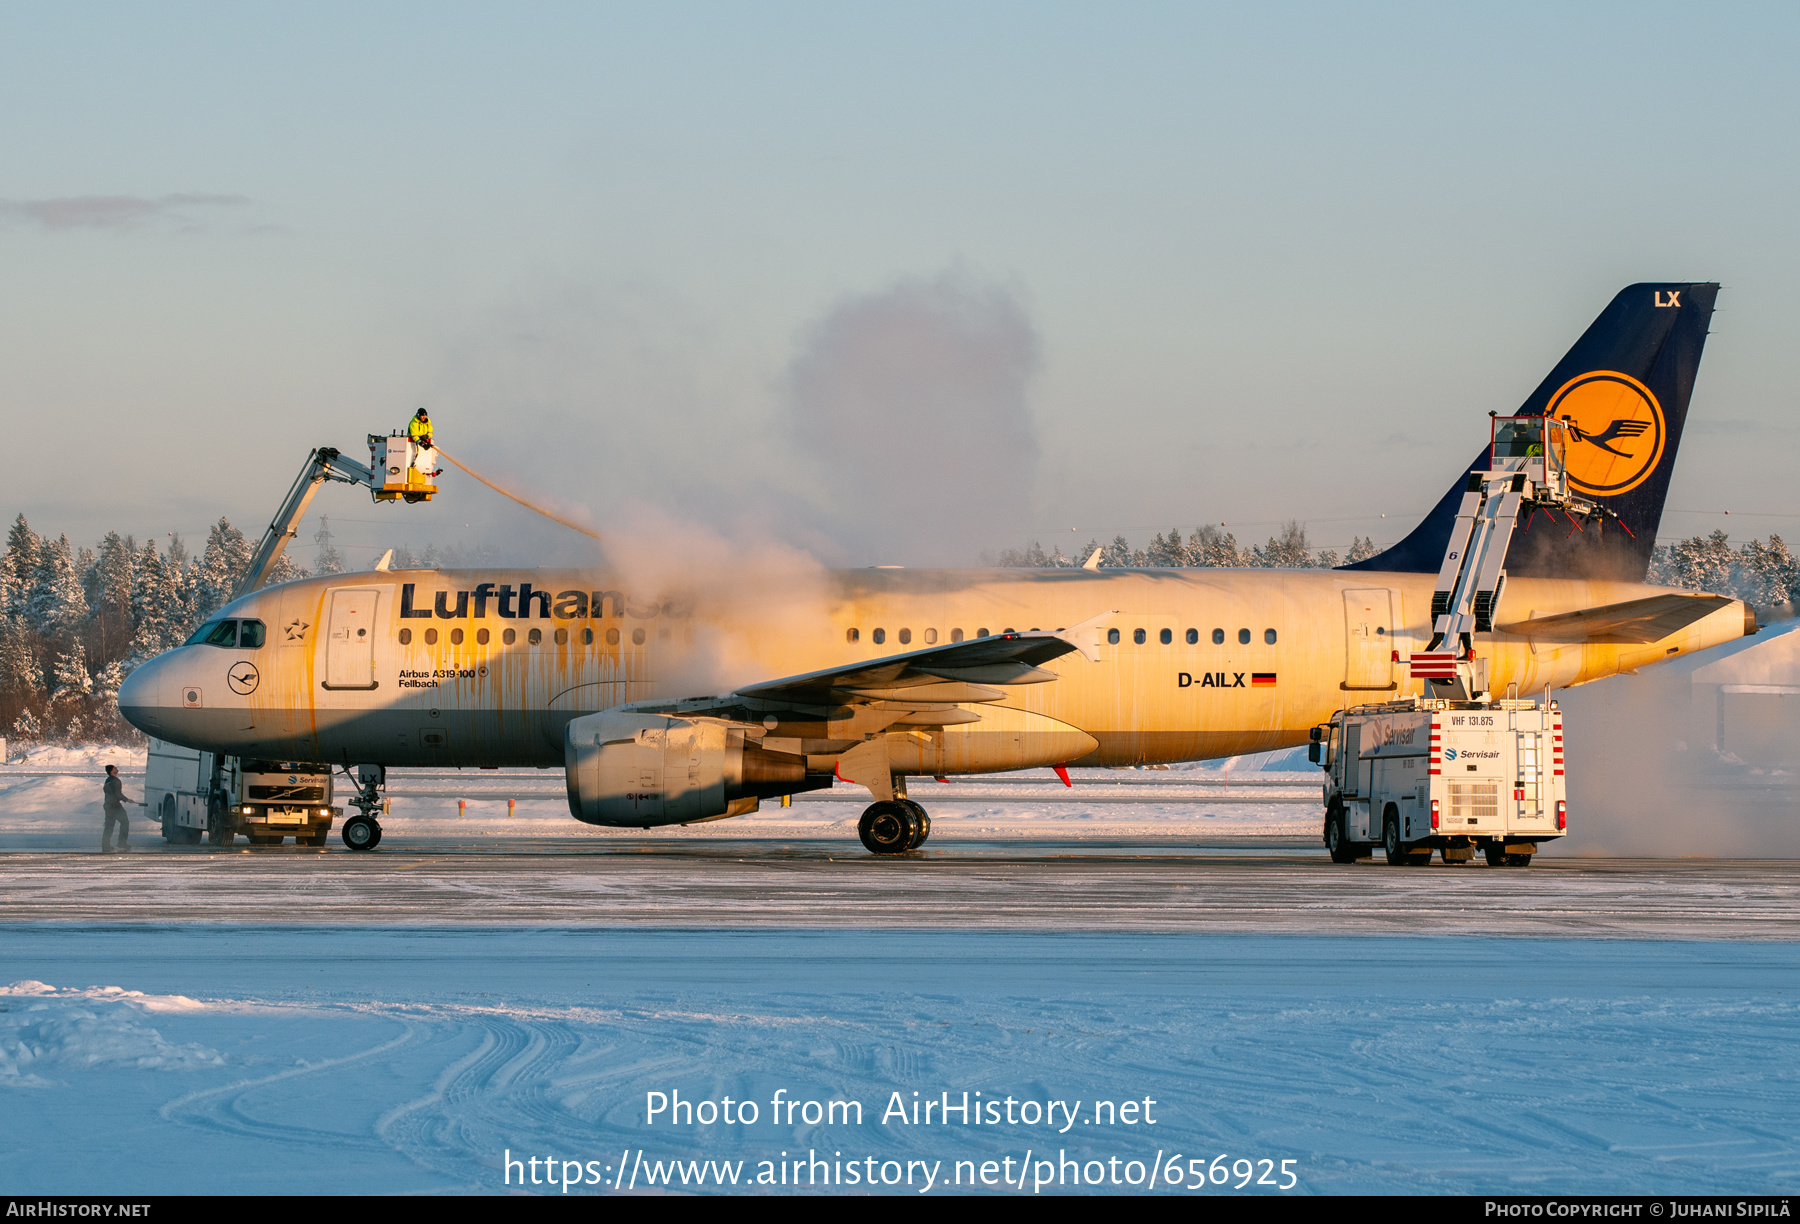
[0,743,1323,850]
[3,927,1798,1195]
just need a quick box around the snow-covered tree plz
[48,642,92,717]
[265,553,308,585]
[997,540,1052,567]
[313,516,345,576]
[27,535,87,637]
[195,518,251,622]
[1345,536,1378,563]
[11,708,41,742]
[86,532,136,664]
[1189,525,1241,567]
[1101,534,1141,567]
[1146,527,1191,568]
[1251,521,1314,568]
[2,514,40,621]
[0,621,41,700]
[164,534,200,639]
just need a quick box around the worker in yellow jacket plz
[407,408,441,479]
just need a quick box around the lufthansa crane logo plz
[227,662,260,696]
[1546,370,1666,497]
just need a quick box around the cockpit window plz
[188,620,239,647]
[238,620,266,648]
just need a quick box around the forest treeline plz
[2,511,1795,745]
[998,521,1800,614]
[996,522,1380,569]
[0,514,497,745]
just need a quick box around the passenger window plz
[399,628,412,646]
[477,628,490,646]
[425,628,438,646]
[873,628,886,645]
[1133,628,1146,645]
[238,620,266,648]
[1108,628,1121,645]
[554,628,567,645]
[502,628,515,645]
[582,628,593,645]
[1159,628,1172,645]
[1238,628,1250,645]
[977,628,989,637]
[925,628,937,645]
[632,628,645,645]
[528,628,542,645]
[1004,628,1015,634]
[899,628,912,645]
[1265,628,1277,645]
[846,627,859,644]
[1212,628,1224,645]
[951,628,964,642]
[204,621,238,647]
[606,628,620,645]
[451,628,464,646]
[1186,628,1198,645]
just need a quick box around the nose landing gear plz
[341,764,386,852]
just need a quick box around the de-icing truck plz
[1311,698,1565,866]
[1309,412,1596,867]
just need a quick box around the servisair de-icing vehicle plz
[118,283,1753,854]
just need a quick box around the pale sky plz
[3,3,1797,568]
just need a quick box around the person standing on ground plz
[102,764,141,853]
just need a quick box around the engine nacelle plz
[564,710,819,827]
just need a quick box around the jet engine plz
[564,710,824,827]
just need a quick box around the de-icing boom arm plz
[235,446,384,598]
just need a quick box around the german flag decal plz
[1251,673,1277,687]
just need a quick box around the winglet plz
[373,548,394,572]
[1055,610,1120,662]
[1083,547,1102,571]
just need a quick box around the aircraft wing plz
[620,611,1114,727]
[735,628,1086,705]
[1496,592,1735,644]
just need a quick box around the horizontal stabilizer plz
[1495,592,1734,644]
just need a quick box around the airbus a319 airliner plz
[119,283,1752,853]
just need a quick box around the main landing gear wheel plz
[342,815,382,851]
[858,801,917,855]
[898,799,931,849]
[1325,803,1356,864]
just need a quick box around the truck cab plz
[145,739,339,847]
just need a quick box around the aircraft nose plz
[116,657,166,737]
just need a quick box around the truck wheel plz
[160,795,177,843]
[1325,805,1356,864]
[1484,845,1533,867]
[1382,810,1406,866]
[208,808,235,847]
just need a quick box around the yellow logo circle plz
[1546,370,1665,497]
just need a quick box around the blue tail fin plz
[1343,282,1718,581]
